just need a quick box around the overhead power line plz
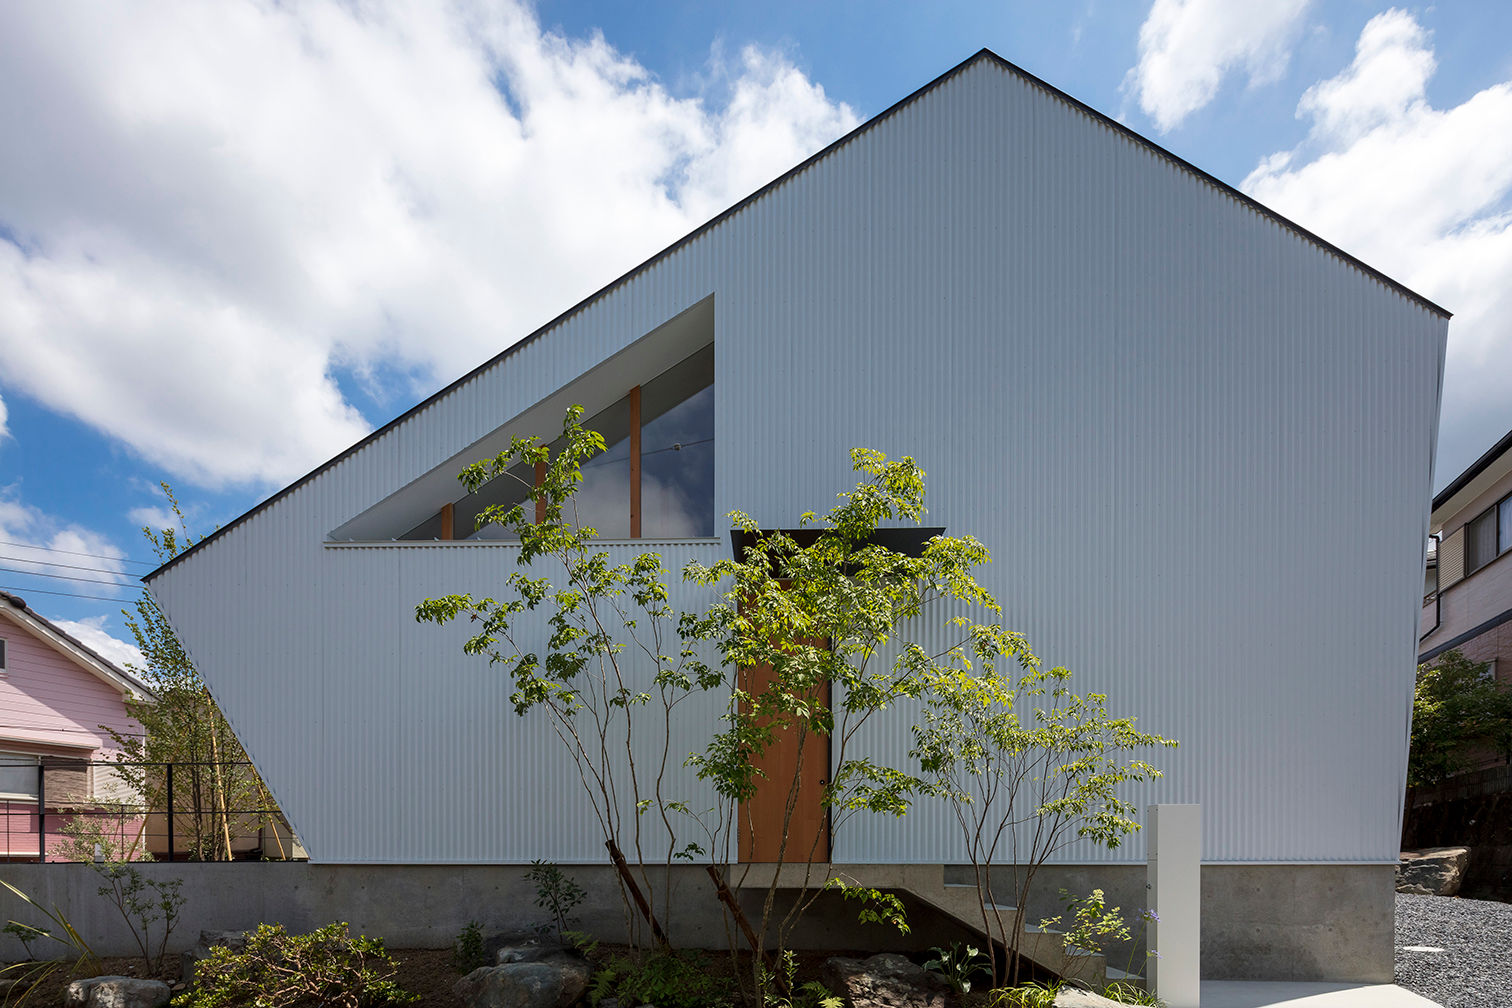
[0,565,136,588]
[0,584,138,604]
[0,538,153,567]
[0,554,140,578]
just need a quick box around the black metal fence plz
[0,758,298,863]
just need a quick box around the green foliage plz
[911,638,1175,986]
[1041,889,1132,984]
[1410,649,1512,785]
[1101,980,1164,1005]
[54,807,151,865]
[0,879,100,1008]
[990,982,1062,1008]
[1043,889,1132,956]
[526,860,586,939]
[417,409,720,946]
[92,861,185,976]
[921,942,990,994]
[682,448,1020,973]
[451,920,486,973]
[107,483,285,862]
[759,951,841,1008]
[826,878,909,935]
[588,948,735,1008]
[173,922,418,1008]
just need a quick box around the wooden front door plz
[738,646,831,863]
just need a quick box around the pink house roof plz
[0,591,152,700]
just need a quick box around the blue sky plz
[1,1,1510,663]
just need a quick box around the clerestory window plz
[400,344,714,542]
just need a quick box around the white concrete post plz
[1147,803,1201,1008]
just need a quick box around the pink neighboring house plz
[1,589,151,861]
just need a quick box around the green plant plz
[452,920,486,973]
[1041,889,1132,984]
[589,948,735,1008]
[1101,980,1163,1005]
[107,484,284,862]
[759,950,841,1008]
[173,922,418,1008]
[417,409,723,948]
[922,941,989,994]
[0,879,100,1007]
[682,448,1019,993]
[990,981,1062,1008]
[826,878,909,935]
[525,860,586,940]
[1410,649,1512,785]
[93,862,185,976]
[912,652,1175,986]
[55,807,150,865]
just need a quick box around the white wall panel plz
[149,56,1446,866]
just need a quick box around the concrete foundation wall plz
[0,862,1393,982]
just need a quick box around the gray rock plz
[821,953,950,1008]
[496,941,576,965]
[1054,988,1124,1008]
[63,976,171,1008]
[1398,847,1470,896]
[180,928,251,985]
[453,960,592,1008]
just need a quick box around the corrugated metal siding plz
[149,59,1446,865]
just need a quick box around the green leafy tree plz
[1410,649,1512,786]
[912,650,1174,986]
[106,484,284,861]
[680,448,1026,994]
[416,409,721,949]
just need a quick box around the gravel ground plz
[1396,893,1512,1008]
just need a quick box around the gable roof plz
[146,47,1451,583]
[0,590,153,699]
[1432,426,1512,520]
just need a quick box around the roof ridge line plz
[148,46,1448,582]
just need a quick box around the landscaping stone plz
[1398,847,1471,896]
[821,953,950,1008]
[496,940,578,965]
[1054,989,1124,1008]
[63,976,171,1008]
[453,959,591,1008]
[180,928,250,984]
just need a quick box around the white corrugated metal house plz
[145,51,1447,981]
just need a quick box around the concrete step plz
[1103,966,1147,990]
[726,864,1128,990]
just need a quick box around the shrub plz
[452,920,487,973]
[589,948,735,1008]
[173,922,418,1008]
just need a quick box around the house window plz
[0,637,6,675]
[1465,494,1512,576]
[405,344,715,542]
[0,752,40,802]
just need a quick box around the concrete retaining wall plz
[0,862,1392,982]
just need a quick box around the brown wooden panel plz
[629,384,642,538]
[738,645,831,864]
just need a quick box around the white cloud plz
[0,492,133,594]
[52,615,146,674]
[127,505,182,533]
[1129,0,1312,131]
[1242,10,1512,479]
[0,391,8,441]
[0,2,857,489]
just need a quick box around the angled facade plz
[144,52,1447,980]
